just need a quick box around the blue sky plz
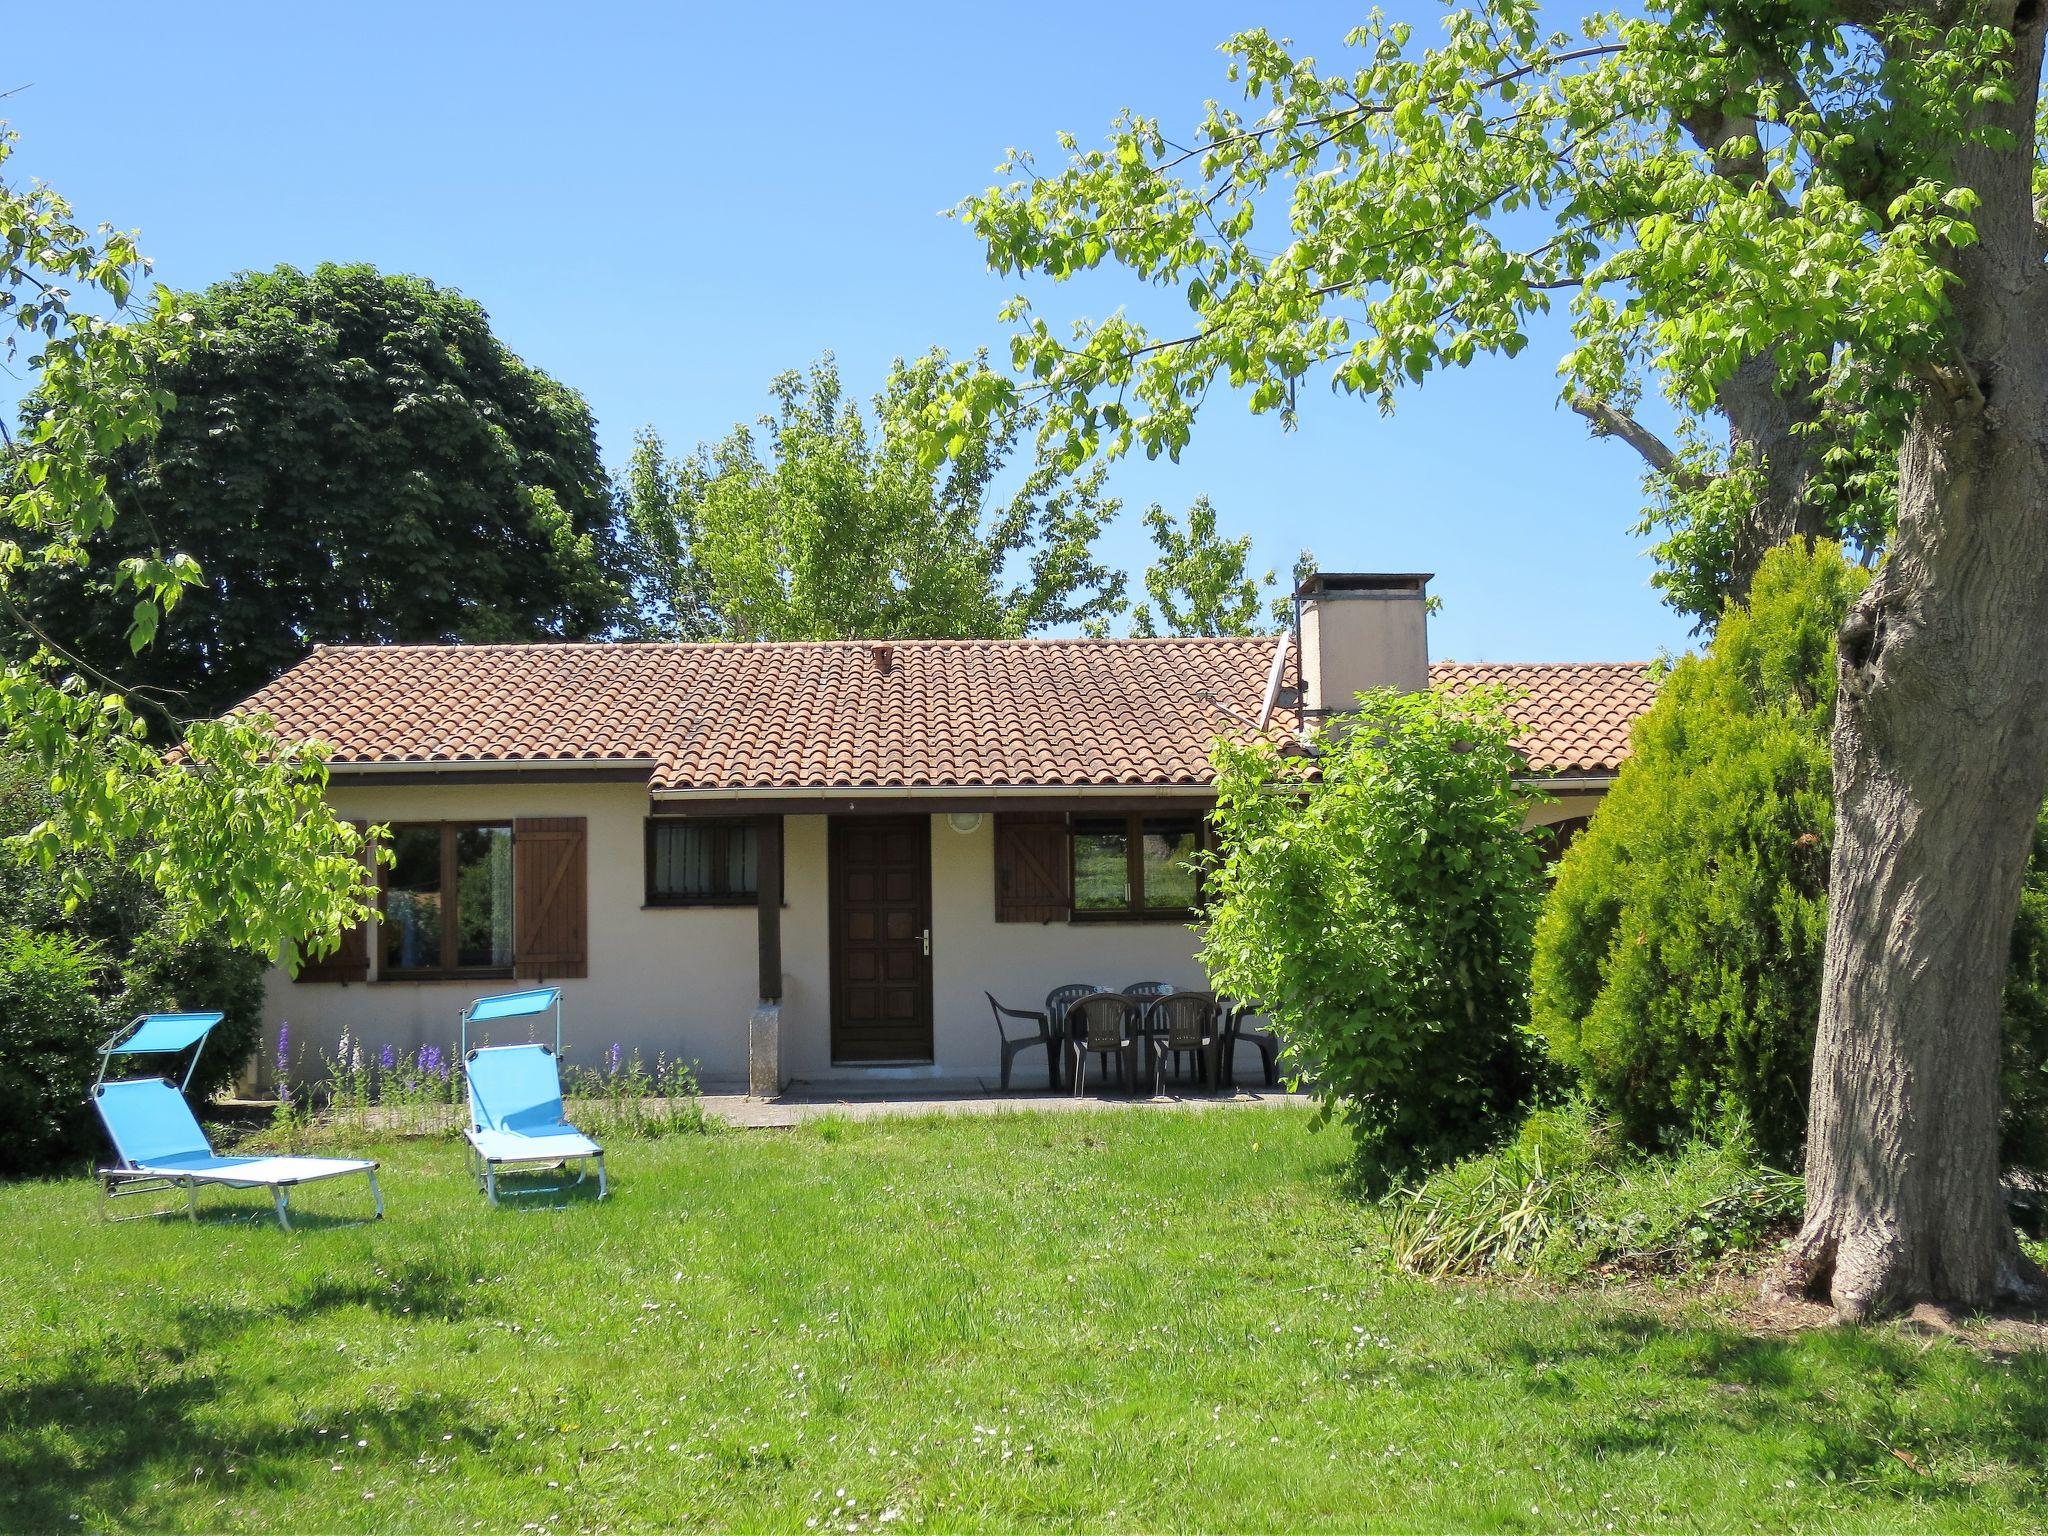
[5,1,1696,663]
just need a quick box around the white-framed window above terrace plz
[294,816,588,985]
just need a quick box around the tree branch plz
[1151,44,1629,175]
[1569,394,1707,491]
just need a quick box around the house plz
[234,573,1655,1090]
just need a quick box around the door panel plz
[830,817,933,1063]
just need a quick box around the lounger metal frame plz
[462,1130,606,1205]
[95,1147,386,1232]
[459,987,607,1206]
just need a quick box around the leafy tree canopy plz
[0,131,371,966]
[0,747,268,1173]
[622,352,1127,642]
[1122,496,1299,637]
[15,261,629,719]
[937,0,2021,624]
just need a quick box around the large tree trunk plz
[1770,5,2048,1319]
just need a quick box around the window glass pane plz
[382,826,444,971]
[655,822,702,895]
[1141,819,1203,910]
[650,821,757,899]
[1072,819,1130,911]
[454,825,515,967]
[729,825,758,893]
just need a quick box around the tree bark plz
[1715,355,1829,606]
[1769,3,2048,1319]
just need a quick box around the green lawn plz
[4,1109,2046,1532]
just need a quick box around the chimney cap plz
[1296,571,1433,598]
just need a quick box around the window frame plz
[376,821,517,981]
[643,817,782,908]
[1067,812,1207,923]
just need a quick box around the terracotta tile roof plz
[231,641,1655,789]
[1432,660,1659,776]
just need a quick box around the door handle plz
[921,928,931,957]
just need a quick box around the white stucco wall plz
[263,791,1215,1090]
[264,785,1610,1091]
[265,781,774,1089]
[783,813,1215,1086]
[1524,789,1607,828]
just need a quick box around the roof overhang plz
[647,783,1218,816]
[325,757,658,786]
[1516,773,1619,793]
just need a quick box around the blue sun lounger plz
[91,1012,382,1231]
[460,987,607,1205]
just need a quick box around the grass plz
[4,1108,2048,1532]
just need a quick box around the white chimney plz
[1295,572,1432,726]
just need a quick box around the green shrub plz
[1533,541,2048,1167]
[0,930,115,1176]
[1203,686,1545,1178]
[2002,815,2048,1171]
[1531,541,1851,1161]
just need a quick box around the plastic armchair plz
[1067,992,1139,1096]
[1148,992,1222,1095]
[1218,996,1281,1089]
[1044,982,1104,1088]
[986,993,1059,1091]
[1045,982,1103,1037]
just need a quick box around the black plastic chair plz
[1067,992,1138,1096]
[1120,980,1176,1000]
[985,993,1059,1091]
[1218,996,1281,1089]
[1044,982,1103,1088]
[1148,992,1221,1095]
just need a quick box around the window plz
[645,818,767,906]
[381,823,514,976]
[1070,814,1206,920]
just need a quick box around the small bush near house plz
[0,930,114,1176]
[1387,1102,1803,1281]
[1533,540,2048,1168]
[0,754,268,1176]
[1202,685,1546,1178]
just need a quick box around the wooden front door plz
[829,816,934,1063]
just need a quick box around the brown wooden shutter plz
[514,817,589,979]
[993,813,1070,923]
[296,821,370,982]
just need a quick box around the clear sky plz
[5,1,1697,664]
